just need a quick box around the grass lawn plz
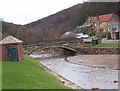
[89,36,96,38]
[93,43,120,48]
[0,62,2,90]
[2,55,70,89]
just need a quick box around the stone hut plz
[0,35,23,61]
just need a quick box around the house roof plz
[99,14,113,22]
[90,17,98,22]
[0,35,23,44]
[90,14,114,22]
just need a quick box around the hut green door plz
[108,33,111,39]
[7,47,18,61]
[115,32,119,39]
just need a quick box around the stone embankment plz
[76,47,120,54]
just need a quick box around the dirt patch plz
[66,54,119,70]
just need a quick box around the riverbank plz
[2,55,70,89]
[66,54,119,70]
[29,54,85,90]
[39,57,118,89]
[93,43,120,48]
[39,62,84,90]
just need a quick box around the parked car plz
[77,33,89,39]
[79,37,89,42]
[83,37,92,42]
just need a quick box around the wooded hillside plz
[2,2,119,44]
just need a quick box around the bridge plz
[24,38,92,54]
[24,45,77,55]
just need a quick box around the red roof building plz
[89,14,114,23]
[83,13,119,39]
[98,14,113,22]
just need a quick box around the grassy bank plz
[93,43,120,48]
[2,55,70,89]
[0,62,2,90]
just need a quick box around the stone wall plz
[24,38,92,54]
[76,47,120,54]
[24,38,119,55]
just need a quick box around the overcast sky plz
[1,0,119,25]
[0,0,89,25]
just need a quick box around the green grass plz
[89,36,96,38]
[93,43,120,48]
[0,62,2,90]
[2,55,70,89]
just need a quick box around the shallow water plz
[30,53,61,58]
[30,54,119,89]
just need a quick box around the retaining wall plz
[76,47,120,54]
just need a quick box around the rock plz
[61,81,65,83]
[92,88,99,90]
[73,69,76,71]
[65,57,67,60]
[79,61,82,63]
[41,51,44,53]
[114,81,119,83]
[65,57,69,62]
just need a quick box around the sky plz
[1,0,119,25]
[89,0,119,2]
[0,0,89,25]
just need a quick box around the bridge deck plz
[24,44,77,54]
[58,45,76,52]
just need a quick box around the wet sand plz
[67,54,119,69]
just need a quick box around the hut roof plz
[0,35,23,44]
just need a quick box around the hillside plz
[2,2,119,44]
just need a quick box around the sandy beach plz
[66,54,119,69]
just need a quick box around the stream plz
[30,53,119,89]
